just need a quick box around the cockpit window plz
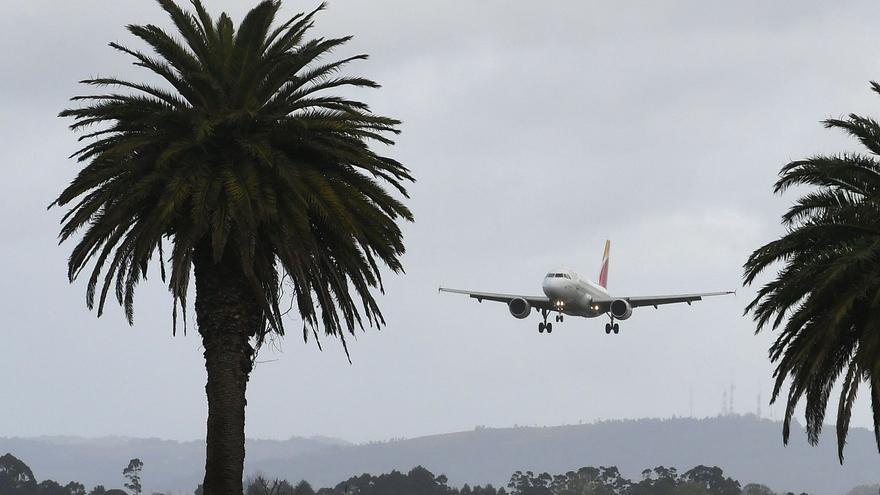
[546,273,571,279]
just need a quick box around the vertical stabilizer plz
[598,240,610,289]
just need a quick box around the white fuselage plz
[541,269,608,318]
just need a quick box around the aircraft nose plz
[542,277,562,298]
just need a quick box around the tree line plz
[0,454,142,495]
[3,453,814,495]
[242,465,807,495]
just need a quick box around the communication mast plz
[729,384,735,415]
[689,386,694,418]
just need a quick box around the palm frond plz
[744,94,880,460]
[54,0,414,361]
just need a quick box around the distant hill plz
[257,415,878,495]
[1,416,877,495]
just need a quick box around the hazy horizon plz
[0,411,866,446]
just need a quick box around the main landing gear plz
[605,316,619,335]
[538,309,556,334]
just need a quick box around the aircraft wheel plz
[613,323,619,334]
[559,315,564,322]
[605,323,611,334]
[546,323,553,333]
[538,322,545,333]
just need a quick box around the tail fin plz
[598,240,610,289]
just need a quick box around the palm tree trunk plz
[193,243,261,495]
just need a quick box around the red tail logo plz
[598,240,610,289]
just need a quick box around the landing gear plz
[555,314,564,323]
[538,309,554,334]
[605,316,620,335]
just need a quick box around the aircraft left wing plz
[438,287,552,310]
[602,291,735,309]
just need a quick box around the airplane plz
[439,240,733,334]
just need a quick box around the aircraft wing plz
[438,287,552,310]
[607,291,735,309]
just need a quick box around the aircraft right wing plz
[438,287,552,310]
[615,291,735,309]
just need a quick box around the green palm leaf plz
[744,84,880,462]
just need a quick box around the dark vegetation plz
[0,453,123,495]
[1,453,815,495]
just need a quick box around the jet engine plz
[508,298,532,319]
[610,299,633,320]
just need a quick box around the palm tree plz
[743,83,880,462]
[52,1,413,493]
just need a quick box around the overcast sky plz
[2,0,880,445]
